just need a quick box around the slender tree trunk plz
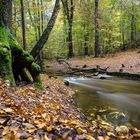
[68,23,73,57]
[7,0,12,29]
[30,0,60,58]
[120,0,125,49]
[68,0,74,58]
[131,14,136,43]
[20,0,27,50]
[84,34,89,56]
[61,0,74,58]
[13,3,17,37]
[131,2,136,47]
[94,0,99,57]
[108,33,111,49]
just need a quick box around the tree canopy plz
[12,0,140,58]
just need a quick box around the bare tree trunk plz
[130,2,136,48]
[120,0,125,49]
[13,3,17,37]
[20,0,27,50]
[30,0,60,58]
[94,0,99,57]
[84,34,89,56]
[61,0,74,58]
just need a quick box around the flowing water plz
[65,76,140,128]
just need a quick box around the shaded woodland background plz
[13,0,140,59]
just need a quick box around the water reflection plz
[65,76,140,128]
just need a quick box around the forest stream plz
[64,76,140,129]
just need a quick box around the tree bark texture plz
[20,0,27,50]
[61,0,74,58]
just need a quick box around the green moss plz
[8,31,22,55]
[31,62,41,73]
[22,51,34,64]
[0,26,42,88]
[34,80,43,89]
[30,62,42,89]
[0,27,16,86]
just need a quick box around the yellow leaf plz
[46,125,54,132]
[27,137,33,140]
[42,114,51,122]
[69,121,78,126]
[107,132,115,137]
[5,99,11,102]
[86,135,96,140]
[76,127,87,134]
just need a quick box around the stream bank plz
[0,74,140,139]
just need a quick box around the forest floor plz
[67,49,140,74]
[0,75,140,139]
[0,75,90,140]
[47,49,140,75]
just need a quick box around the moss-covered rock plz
[0,27,15,86]
[0,26,42,88]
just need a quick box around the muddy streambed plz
[64,76,140,129]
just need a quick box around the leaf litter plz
[0,74,140,140]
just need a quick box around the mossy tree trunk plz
[0,0,42,88]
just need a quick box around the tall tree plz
[20,0,27,50]
[94,0,99,57]
[61,0,74,58]
[30,0,60,58]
